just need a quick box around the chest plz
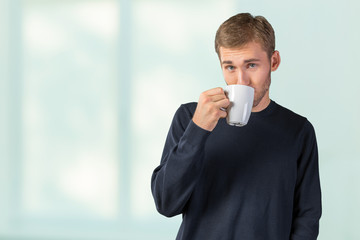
[202,119,298,189]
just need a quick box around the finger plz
[203,87,224,96]
[215,98,230,108]
[210,94,227,102]
[219,110,227,119]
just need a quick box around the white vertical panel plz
[21,0,120,221]
[0,0,10,234]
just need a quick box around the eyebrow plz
[244,58,261,63]
[222,58,261,65]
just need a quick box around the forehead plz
[219,42,268,61]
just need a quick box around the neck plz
[252,93,271,112]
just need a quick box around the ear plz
[271,50,281,72]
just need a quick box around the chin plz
[253,86,270,108]
[252,97,262,108]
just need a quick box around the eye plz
[226,65,235,71]
[248,63,257,68]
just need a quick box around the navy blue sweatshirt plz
[151,100,321,240]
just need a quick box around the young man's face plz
[219,42,280,112]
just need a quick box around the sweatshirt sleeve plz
[291,120,322,240]
[151,104,211,217]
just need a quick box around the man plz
[151,13,321,240]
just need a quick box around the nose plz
[237,70,250,86]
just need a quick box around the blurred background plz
[0,0,359,239]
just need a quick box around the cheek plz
[222,71,237,85]
[252,71,270,86]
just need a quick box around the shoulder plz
[175,102,198,119]
[273,101,307,123]
[273,101,312,128]
[170,102,197,130]
[179,102,197,114]
[272,101,316,136]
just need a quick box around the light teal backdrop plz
[0,0,359,239]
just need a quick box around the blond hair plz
[215,13,275,58]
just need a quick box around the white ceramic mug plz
[223,85,254,127]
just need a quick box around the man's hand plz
[192,87,230,132]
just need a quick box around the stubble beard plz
[252,73,271,108]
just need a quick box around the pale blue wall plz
[0,0,359,239]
